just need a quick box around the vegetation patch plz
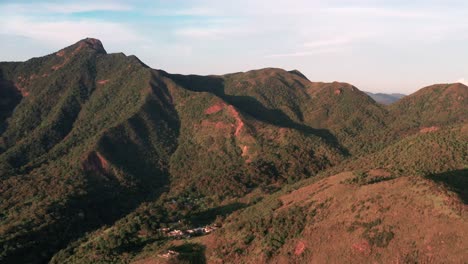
[347,219,394,248]
[343,170,395,186]
[168,243,206,264]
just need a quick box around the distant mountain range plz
[365,91,406,105]
[0,38,466,264]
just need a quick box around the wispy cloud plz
[0,16,143,48]
[175,25,254,39]
[266,35,357,59]
[145,7,220,17]
[322,7,436,18]
[1,0,468,93]
[1,1,132,14]
[303,37,352,48]
[265,47,343,58]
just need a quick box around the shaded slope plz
[158,69,346,198]
[168,69,389,155]
[0,39,180,263]
[222,72,390,155]
[0,70,22,137]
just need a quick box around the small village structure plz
[158,250,179,259]
[162,225,218,239]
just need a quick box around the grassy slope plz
[198,171,467,263]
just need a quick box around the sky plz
[1,0,468,93]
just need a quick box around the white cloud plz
[0,16,143,48]
[145,7,219,17]
[303,37,352,48]
[1,1,132,14]
[265,35,359,59]
[264,47,343,58]
[175,28,225,38]
[175,26,254,39]
[321,7,436,19]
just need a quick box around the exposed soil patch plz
[14,82,29,97]
[200,120,232,133]
[227,105,244,137]
[97,79,110,85]
[205,102,225,115]
[200,104,246,138]
[420,126,440,133]
[52,41,94,71]
[367,169,392,178]
[352,240,371,255]
[82,151,109,175]
[56,50,65,57]
[294,241,306,255]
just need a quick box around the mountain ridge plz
[0,38,466,264]
[365,91,405,105]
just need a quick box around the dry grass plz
[201,171,468,263]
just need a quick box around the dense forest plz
[0,38,466,263]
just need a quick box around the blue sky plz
[1,0,467,93]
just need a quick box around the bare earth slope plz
[197,172,467,263]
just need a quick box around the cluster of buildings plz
[158,250,179,259]
[161,225,218,239]
[156,225,218,259]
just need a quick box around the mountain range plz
[365,91,406,105]
[0,38,466,264]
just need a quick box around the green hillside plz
[388,83,468,134]
[0,39,345,263]
[0,38,466,264]
[325,124,468,177]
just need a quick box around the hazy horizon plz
[1,0,467,93]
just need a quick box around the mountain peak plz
[76,38,106,54]
[411,83,467,98]
[288,69,309,80]
[56,38,106,57]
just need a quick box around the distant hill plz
[388,83,468,135]
[0,38,466,264]
[365,91,406,105]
